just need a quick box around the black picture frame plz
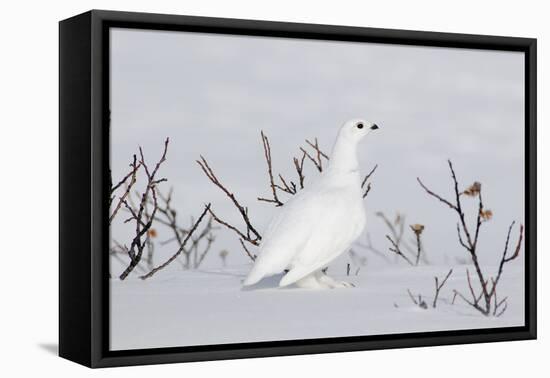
[59,9,537,368]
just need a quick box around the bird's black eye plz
[357,123,364,129]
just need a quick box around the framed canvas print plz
[59,10,537,368]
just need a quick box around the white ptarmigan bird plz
[243,119,379,289]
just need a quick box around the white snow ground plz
[110,262,524,350]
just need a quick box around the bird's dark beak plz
[370,124,379,130]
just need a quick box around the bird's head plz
[327,118,380,172]
[338,118,380,144]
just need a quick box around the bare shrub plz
[110,138,217,279]
[118,139,168,280]
[417,160,523,316]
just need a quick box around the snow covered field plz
[110,262,524,351]
[108,27,526,352]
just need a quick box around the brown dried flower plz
[480,209,493,221]
[410,224,425,235]
[147,228,158,238]
[463,182,482,197]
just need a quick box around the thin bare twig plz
[361,164,378,198]
[417,177,457,211]
[192,218,216,269]
[305,138,329,160]
[109,155,140,224]
[258,131,284,206]
[386,235,414,266]
[407,289,428,309]
[301,137,327,172]
[293,152,307,189]
[355,233,392,264]
[239,238,257,261]
[407,289,418,305]
[197,156,262,247]
[488,222,523,299]
[410,224,425,266]
[111,155,139,193]
[433,269,453,308]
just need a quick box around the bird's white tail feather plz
[279,253,339,287]
[242,265,265,286]
[278,267,310,287]
[242,245,290,286]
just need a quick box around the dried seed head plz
[219,249,229,258]
[463,181,482,197]
[147,228,158,238]
[480,209,493,221]
[410,224,425,235]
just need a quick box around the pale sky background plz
[109,27,525,273]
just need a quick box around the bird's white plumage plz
[243,118,378,289]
